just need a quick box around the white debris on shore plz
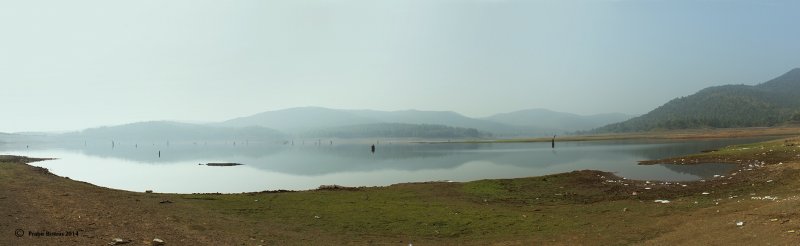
[750,196,779,201]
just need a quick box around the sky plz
[1,0,799,133]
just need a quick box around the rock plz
[205,162,243,166]
[736,221,745,226]
[152,238,165,246]
[109,238,131,245]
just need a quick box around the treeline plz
[307,123,490,139]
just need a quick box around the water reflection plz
[0,137,776,193]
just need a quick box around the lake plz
[0,137,773,193]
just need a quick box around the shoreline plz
[4,135,800,244]
[416,126,800,144]
[9,133,795,195]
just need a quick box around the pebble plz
[152,238,165,246]
[109,238,131,245]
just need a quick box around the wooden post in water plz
[551,135,556,149]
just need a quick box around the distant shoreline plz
[416,126,800,144]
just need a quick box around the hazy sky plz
[2,0,799,132]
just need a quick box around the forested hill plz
[595,68,800,132]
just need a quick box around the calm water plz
[0,138,773,193]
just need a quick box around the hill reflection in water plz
[1,137,776,193]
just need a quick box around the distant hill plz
[60,121,285,143]
[307,123,491,139]
[219,107,379,133]
[219,107,521,136]
[217,107,624,137]
[344,109,529,136]
[482,109,633,134]
[595,68,800,132]
[0,132,52,144]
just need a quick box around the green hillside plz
[596,68,800,132]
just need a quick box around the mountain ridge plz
[59,121,286,143]
[482,108,633,133]
[219,107,630,136]
[595,68,800,132]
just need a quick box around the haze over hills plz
[220,107,379,133]
[1,107,630,143]
[483,109,633,134]
[19,65,800,141]
[219,107,509,134]
[219,107,630,137]
[347,109,513,134]
[306,123,490,139]
[596,68,800,132]
[57,121,286,143]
